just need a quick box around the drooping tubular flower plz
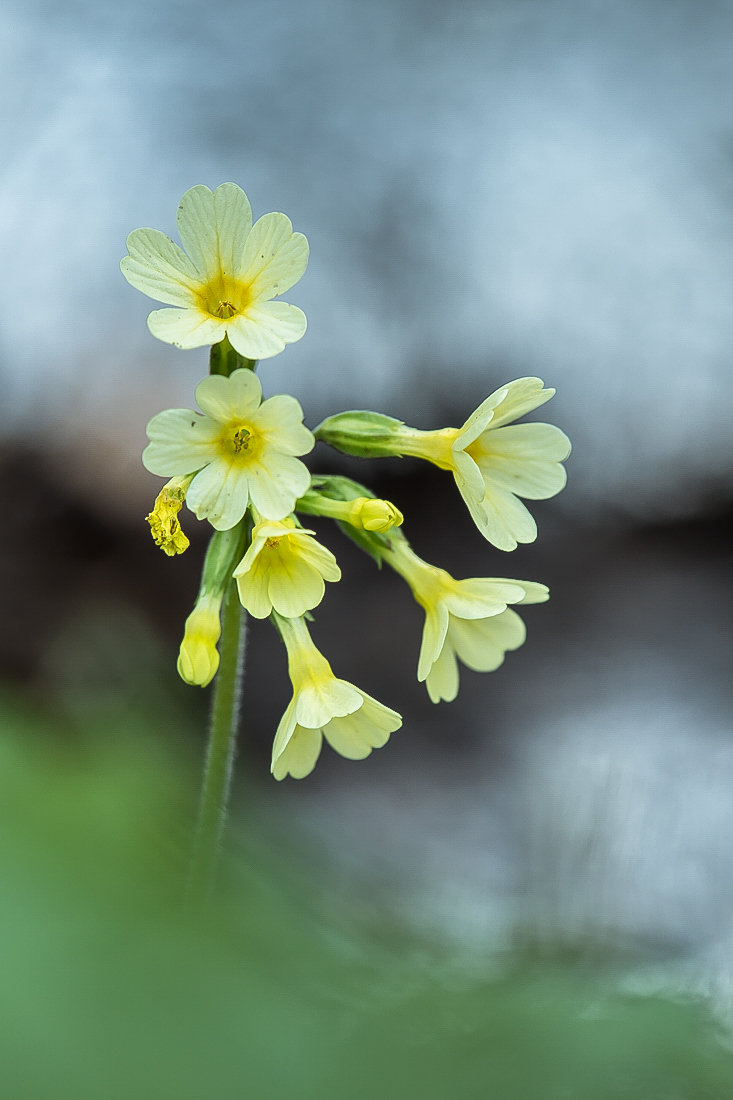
[143,368,313,530]
[382,535,549,703]
[315,378,571,551]
[271,614,402,780]
[233,516,341,619]
[121,183,308,359]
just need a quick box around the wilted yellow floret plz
[346,497,403,532]
[382,536,548,702]
[233,517,341,619]
[271,614,402,780]
[177,593,222,687]
[146,474,193,555]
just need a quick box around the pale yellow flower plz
[177,593,222,687]
[121,183,308,359]
[354,378,570,551]
[146,474,193,555]
[383,538,548,702]
[233,517,341,618]
[271,614,402,780]
[143,368,313,530]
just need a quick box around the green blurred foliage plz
[0,599,728,1098]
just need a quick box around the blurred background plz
[3,0,733,1095]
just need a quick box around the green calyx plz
[313,410,405,458]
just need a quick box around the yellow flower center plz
[218,421,262,463]
[265,537,282,550]
[200,273,253,321]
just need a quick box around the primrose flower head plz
[177,593,222,687]
[271,614,402,780]
[146,474,193,555]
[316,380,570,551]
[121,183,308,360]
[143,368,313,530]
[383,538,548,703]
[403,378,571,551]
[233,517,341,619]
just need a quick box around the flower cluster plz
[123,183,570,780]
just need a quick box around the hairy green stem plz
[186,580,247,903]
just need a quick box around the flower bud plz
[347,497,403,532]
[177,594,222,687]
[313,411,405,458]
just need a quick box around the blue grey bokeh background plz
[4,0,733,1019]
[5,0,733,516]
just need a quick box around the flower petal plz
[294,536,341,583]
[417,604,449,682]
[254,394,314,455]
[235,560,274,618]
[239,212,309,297]
[186,457,250,530]
[452,449,486,500]
[229,301,307,359]
[271,698,298,762]
[323,692,401,760]
[142,409,220,476]
[295,678,362,730]
[512,581,550,605]
[121,228,201,307]
[471,423,571,500]
[425,643,459,703]
[147,307,226,349]
[442,578,525,619]
[486,377,556,429]
[448,608,526,671]
[272,724,322,780]
[454,390,506,450]
[460,481,537,552]
[267,554,326,618]
[248,452,311,520]
[176,183,253,282]
[195,370,262,423]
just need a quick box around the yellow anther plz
[232,427,251,453]
[265,536,282,550]
[215,299,237,318]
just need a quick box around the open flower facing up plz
[143,368,313,530]
[315,378,570,551]
[382,536,549,702]
[271,614,402,780]
[121,183,308,359]
[233,517,341,619]
[177,593,222,687]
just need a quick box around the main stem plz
[186,338,256,905]
[186,579,247,904]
